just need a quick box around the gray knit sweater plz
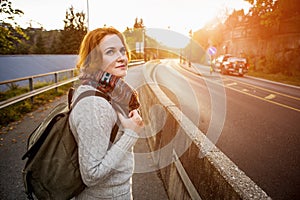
[69,85,138,199]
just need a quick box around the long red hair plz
[77,27,130,73]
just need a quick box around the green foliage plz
[0,3,87,54]
[28,29,62,54]
[56,6,87,54]
[0,0,24,21]
[50,35,60,54]
[265,52,284,74]
[190,1,300,77]
[0,22,29,54]
[246,46,300,78]
[33,33,46,54]
[246,47,300,84]
[0,84,28,101]
[133,18,144,28]
[245,0,279,27]
[244,0,299,27]
[0,101,31,125]
[0,83,72,127]
[247,70,300,86]
[0,81,53,102]
[0,0,28,54]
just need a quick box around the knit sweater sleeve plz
[69,95,138,186]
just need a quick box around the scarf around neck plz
[79,70,140,116]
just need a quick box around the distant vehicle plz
[212,54,232,72]
[212,54,249,76]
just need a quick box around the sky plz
[9,0,251,48]
[11,0,251,35]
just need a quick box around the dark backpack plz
[22,88,118,200]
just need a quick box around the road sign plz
[208,46,217,56]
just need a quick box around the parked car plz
[212,54,232,72]
[212,54,248,76]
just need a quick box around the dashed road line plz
[223,76,300,101]
[264,94,276,100]
[226,82,238,87]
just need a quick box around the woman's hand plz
[117,109,144,134]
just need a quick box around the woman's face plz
[99,34,128,78]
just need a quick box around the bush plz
[0,83,72,127]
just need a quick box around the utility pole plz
[86,0,89,31]
[189,29,193,67]
[143,27,147,61]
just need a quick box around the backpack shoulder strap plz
[68,88,110,110]
[68,87,118,144]
[110,124,119,145]
[68,87,75,109]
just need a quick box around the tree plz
[33,33,46,54]
[0,0,24,26]
[245,0,278,26]
[57,6,87,54]
[0,0,28,54]
[277,0,300,19]
[133,17,144,28]
[49,34,61,54]
[244,0,300,27]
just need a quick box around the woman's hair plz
[77,27,130,73]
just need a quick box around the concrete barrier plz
[139,61,271,200]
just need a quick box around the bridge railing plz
[0,60,144,110]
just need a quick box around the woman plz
[69,27,143,199]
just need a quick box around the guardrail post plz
[29,77,34,104]
[54,72,58,92]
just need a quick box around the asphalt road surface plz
[1,55,299,199]
[149,59,300,200]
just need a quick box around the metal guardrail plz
[0,68,77,110]
[0,60,145,110]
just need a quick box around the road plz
[148,59,300,200]
[1,55,299,199]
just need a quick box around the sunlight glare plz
[12,0,251,36]
[147,28,190,49]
